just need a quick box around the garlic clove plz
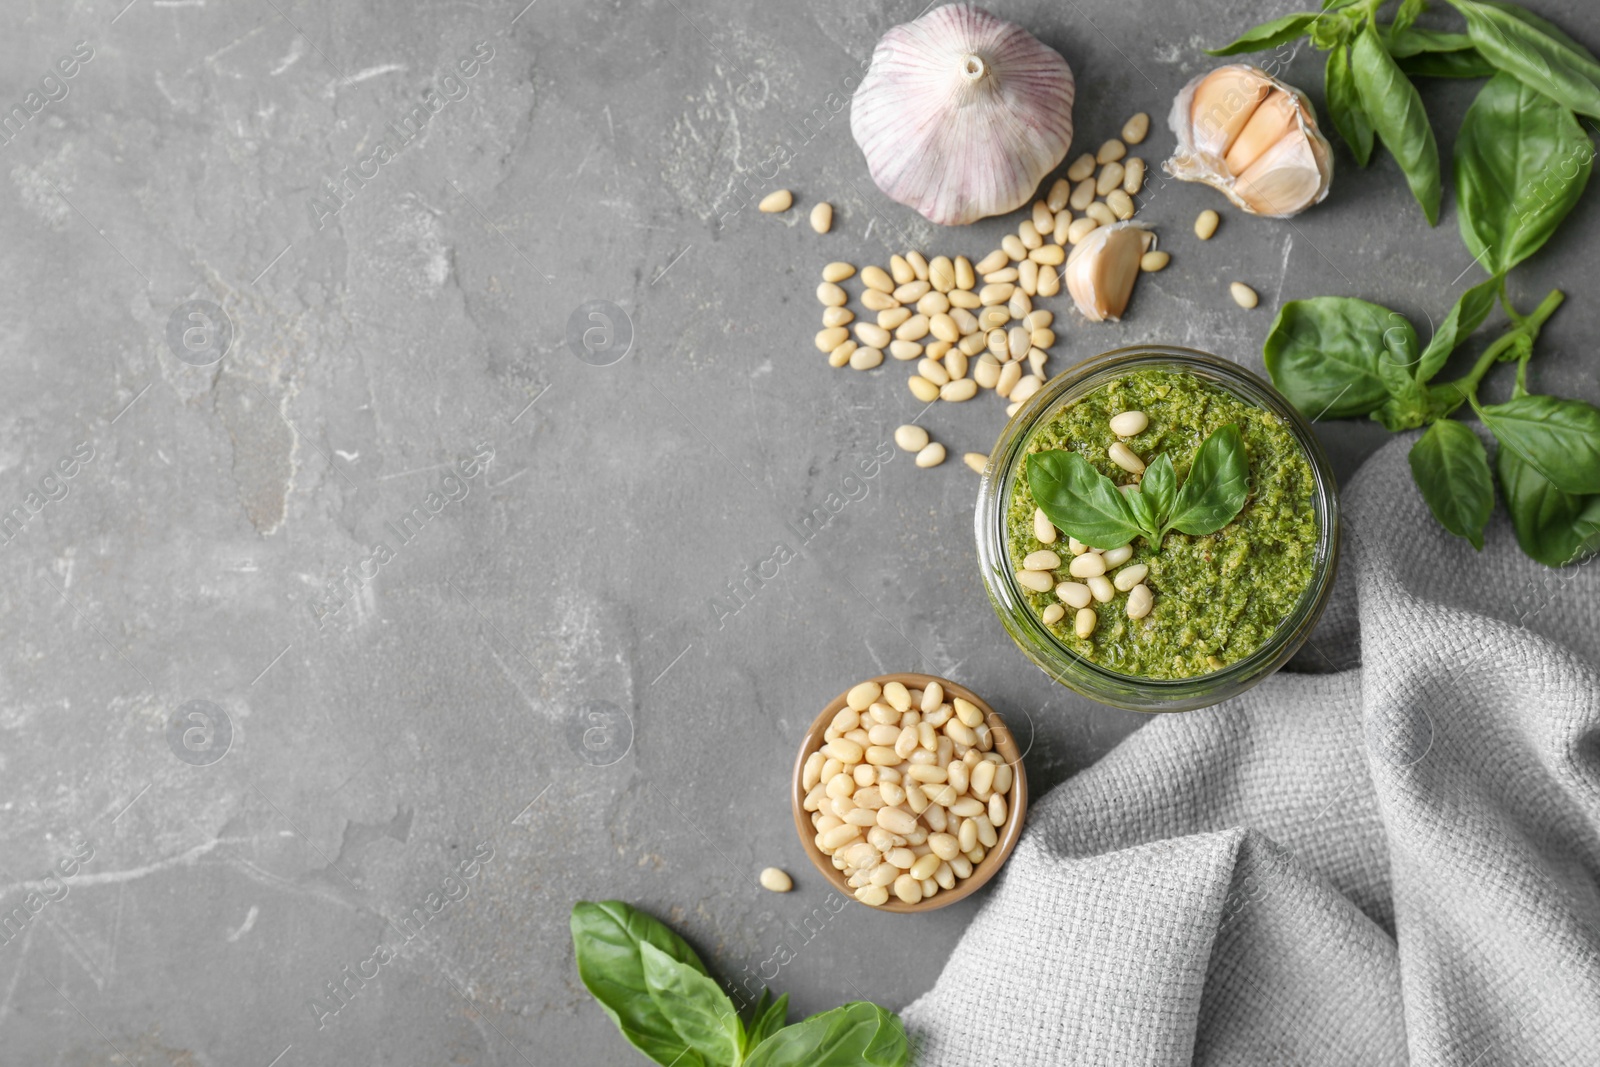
[1234,125,1330,218]
[1164,64,1333,218]
[1063,222,1154,323]
[851,4,1076,226]
[1188,66,1273,158]
[1222,90,1298,177]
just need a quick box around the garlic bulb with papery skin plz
[1164,65,1333,218]
[1064,222,1154,323]
[852,4,1075,226]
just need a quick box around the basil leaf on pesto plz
[1139,454,1177,527]
[1164,425,1251,538]
[1026,450,1144,549]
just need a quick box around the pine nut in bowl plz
[791,673,1028,913]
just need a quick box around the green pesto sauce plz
[1006,369,1319,679]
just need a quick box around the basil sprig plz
[1217,0,1600,567]
[1027,425,1250,550]
[1208,0,1600,225]
[571,901,908,1067]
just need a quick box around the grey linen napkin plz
[902,432,1600,1066]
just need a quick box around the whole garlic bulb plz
[1164,65,1333,218]
[1064,222,1154,323]
[852,4,1075,226]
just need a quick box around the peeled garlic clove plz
[1064,222,1154,323]
[852,4,1076,226]
[1164,64,1332,219]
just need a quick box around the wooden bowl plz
[790,673,1028,913]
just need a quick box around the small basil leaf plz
[1396,48,1498,78]
[1390,0,1426,36]
[1140,453,1177,527]
[1353,21,1443,223]
[1451,0,1600,117]
[1206,13,1318,55]
[1407,419,1495,549]
[1497,448,1600,566]
[1264,297,1412,418]
[1165,425,1250,538]
[1326,45,1375,166]
[1385,26,1475,57]
[1416,275,1500,382]
[747,991,790,1050]
[1026,450,1145,550]
[640,943,743,1067]
[571,901,710,1067]
[743,1002,909,1067]
[1476,393,1600,495]
[1125,481,1158,538]
[1455,72,1593,276]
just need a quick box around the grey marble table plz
[1,0,1596,1062]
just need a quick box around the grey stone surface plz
[0,0,1596,1062]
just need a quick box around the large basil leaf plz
[1264,297,1415,419]
[1476,393,1600,494]
[1386,26,1475,56]
[1165,425,1250,537]
[1207,13,1318,55]
[1397,49,1498,78]
[1353,21,1443,223]
[1416,275,1500,382]
[640,942,743,1067]
[1027,450,1144,550]
[1455,73,1592,275]
[1451,0,1600,117]
[1326,45,1375,166]
[1497,448,1600,566]
[1407,419,1495,548]
[742,1002,909,1067]
[571,901,710,1067]
[1481,0,1597,61]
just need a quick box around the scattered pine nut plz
[1101,544,1134,568]
[1097,138,1127,164]
[1067,153,1097,181]
[1016,569,1054,592]
[1123,158,1146,195]
[1114,563,1149,592]
[1122,112,1150,144]
[1140,250,1171,272]
[862,265,894,292]
[1087,575,1115,602]
[1231,282,1259,309]
[894,425,930,452]
[1047,179,1071,212]
[1001,234,1028,261]
[975,249,1008,274]
[816,327,849,352]
[810,202,833,233]
[915,442,946,468]
[759,189,793,213]
[940,379,978,402]
[1057,582,1092,608]
[1096,162,1125,196]
[1041,603,1066,625]
[1070,178,1095,210]
[1067,216,1100,244]
[822,261,855,282]
[1085,201,1117,227]
[963,452,988,473]
[954,256,976,289]
[828,341,855,368]
[890,254,915,284]
[1127,584,1154,619]
[850,346,883,370]
[908,376,940,402]
[1069,553,1107,578]
[906,251,929,280]
[1106,190,1135,220]
[1195,209,1220,240]
[822,306,854,328]
[817,282,847,307]
[760,867,793,892]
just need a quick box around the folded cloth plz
[902,432,1600,1066]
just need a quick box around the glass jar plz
[974,345,1341,713]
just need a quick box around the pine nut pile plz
[1020,408,1157,637]
[802,679,1015,907]
[796,112,1171,471]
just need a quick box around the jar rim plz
[973,345,1341,712]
